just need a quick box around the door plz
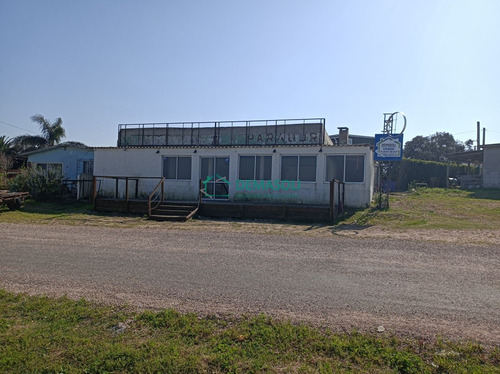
[200,157,230,199]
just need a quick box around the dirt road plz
[1,222,499,344]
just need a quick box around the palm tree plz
[0,136,15,171]
[13,115,66,152]
[0,135,14,154]
[31,114,66,146]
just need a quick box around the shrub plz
[8,167,67,201]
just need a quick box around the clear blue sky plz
[1,0,499,147]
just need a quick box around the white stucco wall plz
[94,145,374,207]
[483,144,500,188]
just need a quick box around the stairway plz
[149,202,199,221]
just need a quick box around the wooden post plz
[337,181,341,214]
[198,179,202,207]
[125,177,129,203]
[115,178,119,199]
[161,178,164,203]
[329,180,335,221]
[92,176,97,210]
[341,183,345,213]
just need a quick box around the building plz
[24,142,94,180]
[330,127,375,146]
[447,143,500,189]
[22,142,94,199]
[93,119,375,215]
[483,143,500,188]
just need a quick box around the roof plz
[20,142,92,156]
[482,143,500,148]
[446,150,484,163]
[94,143,371,150]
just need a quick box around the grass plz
[342,188,500,230]
[2,188,499,231]
[1,289,499,373]
[0,199,148,228]
[1,191,500,371]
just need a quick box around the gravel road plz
[1,222,499,344]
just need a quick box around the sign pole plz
[374,112,407,209]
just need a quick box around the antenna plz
[383,112,407,135]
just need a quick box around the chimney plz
[337,127,349,145]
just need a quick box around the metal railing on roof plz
[117,118,326,147]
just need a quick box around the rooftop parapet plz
[117,118,332,147]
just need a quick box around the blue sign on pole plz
[374,134,404,161]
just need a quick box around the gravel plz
[1,222,499,344]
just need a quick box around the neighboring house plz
[483,143,500,188]
[24,142,94,180]
[94,119,375,208]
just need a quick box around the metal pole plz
[477,121,480,150]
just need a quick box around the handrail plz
[198,179,203,210]
[148,177,165,216]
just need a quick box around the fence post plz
[329,180,335,222]
[161,179,164,203]
[338,182,341,214]
[92,176,97,209]
[198,179,202,207]
[125,177,129,203]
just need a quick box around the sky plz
[1,0,499,147]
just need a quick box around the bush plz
[0,172,8,190]
[8,167,67,201]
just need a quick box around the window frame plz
[324,154,365,183]
[35,162,63,176]
[162,156,192,180]
[238,155,272,181]
[280,155,317,182]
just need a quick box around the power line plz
[0,120,36,134]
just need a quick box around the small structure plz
[93,119,374,221]
[447,143,500,189]
[483,143,500,188]
[22,142,94,199]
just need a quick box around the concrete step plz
[149,214,188,222]
[149,203,198,221]
[155,204,197,211]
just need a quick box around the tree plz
[31,114,65,146]
[0,135,14,154]
[0,136,15,171]
[12,115,66,152]
[403,132,465,162]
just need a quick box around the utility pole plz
[476,121,480,150]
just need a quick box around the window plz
[82,160,94,175]
[36,163,62,177]
[325,156,344,182]
[345,155,364,182]
[299,156,316,182]
[201,157,230,199]
[280,156,316,182]
[162,156,191,180]
[239,156,272,180]
[325,155,365,183]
